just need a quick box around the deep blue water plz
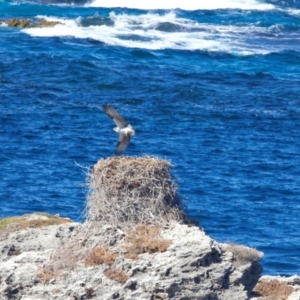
[1,0,300,276]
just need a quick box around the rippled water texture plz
[1,0,300,276]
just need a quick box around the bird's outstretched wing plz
[102,104,128,128]
[116,132,131,154]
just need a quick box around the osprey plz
[102,104,135,154]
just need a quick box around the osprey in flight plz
[102,104,135,154]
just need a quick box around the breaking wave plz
[22,10,300,55]
[84,0,274,10]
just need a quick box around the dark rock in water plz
[38,19,62,27]
[5,18,62,28]
[80,16,114,27]
[6,18,31,28]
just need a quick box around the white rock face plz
[0,218,263,300]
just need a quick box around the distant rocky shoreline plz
[0,18,62,28]
[0,156,299,300]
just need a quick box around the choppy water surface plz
[1,0,300,275]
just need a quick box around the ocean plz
[1,0,300,276]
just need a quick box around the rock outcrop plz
[0,156,294,299]
[252,275,300,300]
[0,216,263,300]
[2,18,62,28]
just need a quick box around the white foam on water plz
[284,8,300,17]
[85,0,274,10]
[22,12,283,55]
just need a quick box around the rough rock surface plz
[3,18,62,28]
[252,275,300,300]
[0,216,263,300]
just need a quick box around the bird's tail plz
[128,124,135,136]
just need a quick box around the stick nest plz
[86,156,187,229]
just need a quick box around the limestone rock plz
[37,19,62,27]
[0,218,263,300]
[6,19,31,28]
[5,18,62,28]
[252,275,300,300]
